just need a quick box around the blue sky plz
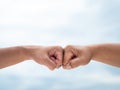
[0,0,120,90]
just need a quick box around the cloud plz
[0,0,120,90]
[0,0,86,29]
[1,69,120,90]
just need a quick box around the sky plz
[0,0,120,90]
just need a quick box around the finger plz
[63,63,72,70]
[55,51,63,68]
[49,46,63,68]
[44,56,57,70]
[63,51,73,66]
[63,45,75,66]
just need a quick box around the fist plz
[63,45,92,69]
[26,46,63,70]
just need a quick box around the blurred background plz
[0,0,120,90]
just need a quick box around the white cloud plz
[0,0,87,29]
[0,0,120,90]
[0,30,30,43]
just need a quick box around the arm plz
[0,46,28,69]
[63,43,120,69]
[88,43,120,67]
[0,46,63,70]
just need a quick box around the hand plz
[26,46,63,70]
[63,45,92,69]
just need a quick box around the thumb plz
[63,51,73,65]
[70,56,88,69]
[63,58,80,70]
[44,56,57,70]
[69,58,81,69]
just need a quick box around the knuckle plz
[65,45,73,49]
[62,65,69,70]
[70,62,75,68]
[62,66,66,69]
[53,46,63,52]
[54,46,62,49]
[49,65,56,70]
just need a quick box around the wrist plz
[86,45,98,60]
[21,46,43,60]
[89,44,106,62]
[19,46,36,60]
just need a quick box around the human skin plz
[63,44,120,69]
[0,44,120,70]
[0,46,63,70]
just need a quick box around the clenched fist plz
[25,46,63,70]
[63,45,92,69]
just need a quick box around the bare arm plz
[88,43,120,67]
[0,46,29,68]
[0,46,63,70]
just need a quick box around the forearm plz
[88,43,120,67]
[0,46,30,69]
